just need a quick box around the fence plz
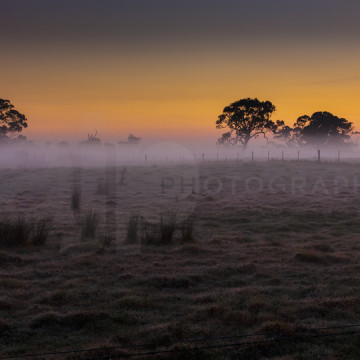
[1,147,359,168]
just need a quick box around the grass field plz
[1,160,360,359]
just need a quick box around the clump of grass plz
[31,217,53,246]
[125,212,141,244]
[71,187,81,210]
[81,210,100,239]
[139,212,186,245]
[0,215,32,247]
[180,216,195,243]
[160,212,177,244]
[0,215,53,247]
[141,223,160,245]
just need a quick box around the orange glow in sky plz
[2,1,360,142]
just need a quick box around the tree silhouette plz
[0,99,27,142]
[273,120,301,147]
[216,98,277,148]
[294,111,354,147]
[81,129,101,145]
[118,134,141,145]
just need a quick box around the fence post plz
[282,151,284,161]
[298,150,300,161]
[338,151,340,162]
[252,152,254,161]
[268,151,270,161]
[318,149,321,162]
[202,153,205,161]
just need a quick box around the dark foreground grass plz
[2,207,360,360]
[2,161,360,359]
[80,210,100,239]
[0,215,53,247]
[125,212,141,244]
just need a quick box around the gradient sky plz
[1,0,360,141]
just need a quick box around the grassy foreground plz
[1,161,360,359]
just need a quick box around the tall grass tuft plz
[31,217,53,246]
[0,215,32,247]
[160,212,177,244]
[81,210,100,239]
[71,187,81,210]
[125,212,141,244]
[180,216,195,243]
[141,222,160,245]
[0,215,53,247]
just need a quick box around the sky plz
[1,0,360,142]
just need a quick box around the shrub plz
[31,217,53,246]
[81,210,100,239]
[71,187,81,210]
[125,212,141,244]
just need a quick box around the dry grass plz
[0,215,32,247]
[125,212,140,244]
[0,215,53,247]
[1,161,360,359]
[71,187,81,210]
[80,210,100,239]
[180,216,195,243]
[159,211,177,244]
[31,217,53,246]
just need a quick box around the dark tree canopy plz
[216,98,277,148]
[273,120,301,147]
[294,111,354,147]
[118,134,141,145]
[0,99,27,141]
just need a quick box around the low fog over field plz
[3,0,360,357]
[2,144,360,358]
[1,139,360,169]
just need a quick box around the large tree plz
[294,111,354,147]
[216,98,277,148]
[0,99,27,142]
[273,120,301,147]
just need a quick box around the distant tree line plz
[216,98,357,149]
[1,97,357,149]
[0,98,142,146]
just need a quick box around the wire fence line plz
[5,147,360,167]
[2,323,360,360]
